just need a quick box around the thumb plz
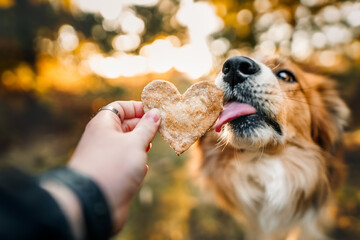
[131,108,161,149]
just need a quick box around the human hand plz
[68,101,160,233]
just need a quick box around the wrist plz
[38,167,113,240]
[41,181,85,240]
[68,162,135,232]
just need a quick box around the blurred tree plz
[0,1,91,71]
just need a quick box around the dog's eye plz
[276,70,296,83]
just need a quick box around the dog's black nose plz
[222,56,260,87]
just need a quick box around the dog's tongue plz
[215,102,257,132]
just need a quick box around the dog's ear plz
[309,79,350,153]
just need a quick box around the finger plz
[112,101,144,122]
[122,118,141,132]
[130,108,161,149]
[96,101,145,132]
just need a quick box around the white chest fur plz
[205,144,327,235]
[228,154,294,232]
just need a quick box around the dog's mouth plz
[215,101,282,136]
[215,101,257,132]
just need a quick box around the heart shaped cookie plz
[141,80,223,155]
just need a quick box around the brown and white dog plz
[192,55,350,240]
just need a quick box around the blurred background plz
[0,0,360,239]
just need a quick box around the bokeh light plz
[112,34,141,52]
[65,0,224,80]
[57,25,79,52]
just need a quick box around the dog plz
[192,55,350,240]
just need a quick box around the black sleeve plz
[0,168,74,240]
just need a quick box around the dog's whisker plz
[216,134,232,152]
[215,137,227,150]
[215,141,225,148]
[216,141,227,151]
[282,97,323,108]
[257,146,265,162]
[221,138,230,152]
[280,88,302,93]
[269,94,324,108]
[271,62,281,71]
[280,86,320,93]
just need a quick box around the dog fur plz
[192,55,349,240]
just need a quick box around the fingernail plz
[145,109,160,123]
[215,126,221,133]
[145,164,149,174]
[146,143,152,152]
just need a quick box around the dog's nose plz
[222,56,260,86]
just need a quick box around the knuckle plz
[85,117,97,130]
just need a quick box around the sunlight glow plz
[318,50,338,67]
[114,54,148,77]
[119,10,145,34]
[72,0,158,19]
[69,0,360,81]
[140,39,176,73]
[300,0,326,7]
[71,0,222,80]
[311,32,327,49]
[256,13,275,31]
[57,25,79,52]
[341,2,360,27]
[210,38,230,56]
[323,24,352,46]
[89,56,122,79]
[237,9,253,25]
[267,23,293,43]
[254,0,272,13]
[322,6,340,24]
[174,43,213,79]
[347,9,360,27]
[99,1,123,20]
[113,34,141,52]
[176,1,223,42]
[257,40,276,55]
[291,31,313,60]
[88,54,148,79]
